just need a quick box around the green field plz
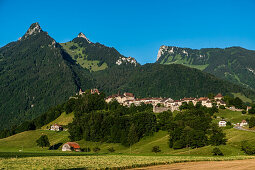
[41,112,74,130]
[214,109,252,124]
[232,92,253,103]
[60,42,108,71]
[0,155,253,169]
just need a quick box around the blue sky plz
[0,0,255,64]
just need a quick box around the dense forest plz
[92,64,255,100]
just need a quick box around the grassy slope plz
[60,42,108,72]
[0,130,69,152]
[41,112,74,130]
[232,93,253,103]
[1,109,255,156]
[214,109,252,124]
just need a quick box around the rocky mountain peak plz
[23,22,42,38]
[77,32,91,43]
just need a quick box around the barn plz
[62,142,81,152]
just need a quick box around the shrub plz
[241,141,255,155]
[152,146,161,153]
[81,147,91,152]
[93,147,101,153]
[242,110,246,114]
[108,147,115,153]
[36,135,50,148]
[212,147,223,156]
[219,105,225,109]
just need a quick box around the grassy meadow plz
[0,109,255,169]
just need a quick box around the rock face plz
[23,22,42,39]
[77,32,91,43]
[116,56,138,66]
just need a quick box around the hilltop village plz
[105,92,227,112]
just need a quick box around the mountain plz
[1,22,255,131]
[92,63,255,100]
[60,34,138,72]
[156,46,255,90]
[0,23,93,130]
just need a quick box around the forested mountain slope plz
[156,46,255,90]
[93,64,255,100]
[0,23,93,130]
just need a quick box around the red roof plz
[215,93,223,98]
[66,142,80,149]
[241,120,247,123]
[124,92,134,97]
[198,97,209,101]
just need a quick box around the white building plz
[240,120,248,127]
[219,120,227,127]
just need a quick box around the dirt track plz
[132,159,255,170]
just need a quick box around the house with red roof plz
[62,142,81,152]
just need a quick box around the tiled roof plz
[66,142,80,149]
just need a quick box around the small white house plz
[50,124,63,131]
[240,120,248,127]
[219,120,227,127]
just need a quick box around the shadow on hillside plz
[49,143,63,150]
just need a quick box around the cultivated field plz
[0,155,253,169]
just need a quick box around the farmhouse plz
[240,120,248,127]
[219,120,227,127]
[62,142,81,152]
[50,124,63,131]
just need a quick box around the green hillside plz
[1,128,255,156]
[60,41,108,72]
[0,107,255,156]
[60,35,138,72]
[157,46,255,90]
[0,23,93,130]
[41,112,74,130]
[0,130,69,152]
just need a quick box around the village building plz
[105,92,225,113]
[62,142,81,152]
[219,120,227,127]
[240,120,248,127]
[78,89,86,95]
[91,88,100,94]
[50,124,63,131]
[247,106,252,112]
[214,93,223,100]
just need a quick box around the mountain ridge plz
[156,45,255,90]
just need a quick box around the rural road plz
[131,159,255,170]
[234,126,255,132]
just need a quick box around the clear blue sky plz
[0,0,255,64]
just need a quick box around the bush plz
[241,141,255,155]
[81,147,91,152]
[219,105,225,109]
[152,146,161,153]
[108,147,115,153]
[93,147,101,153]
[36,135,50,148]
[242,110,247,114]
[212,147,223,156]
